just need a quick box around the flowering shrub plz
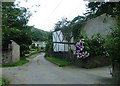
[75,34,108,59]
[88,34,108,57]
[75,38,90,59]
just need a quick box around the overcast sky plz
[15,0,88,31]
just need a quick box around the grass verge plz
[0,78,9,86]
[2,59,29,67]
[45,56,71,67]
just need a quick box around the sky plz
[15,0,88,31]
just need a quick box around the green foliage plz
[0,78,9,86]
[45,32,53,56]
[45,56,71,67]
[20,44,31,57]
[54,17,69,31]
[72,24,84,42]
[31,27,50,41]
[67,16,85,41]
[2,2,31,29]
[86,2,120,19]
[78,34,107,57]
[106,17,120,62]
[88,34,106,56]
[2,2,33,56]
[70,16,85,25]
[31,44,37,49]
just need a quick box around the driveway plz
[2,53,112,84]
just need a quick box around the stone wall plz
[72,55,110,68]
[51,52,70,61]
[81,14,116,38]
[2,40,20,64]
[11,40,20,63]
[2,50,12,64]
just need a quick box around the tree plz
[45,32,53,57]
[54,17,70,31]
[31,27,50,42]
[86,2,120,17]
[2,2,32,56]
[2,2,31,29]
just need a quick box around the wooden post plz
[112,60,120,84]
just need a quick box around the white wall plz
[81,14,116,38]
[53,30,75,52]
[39,42,46,48]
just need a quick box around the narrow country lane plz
[2,53,112,84]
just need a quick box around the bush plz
[20,44,30,57]
[105,17,120,84]
[88,34,107,57]
[0,78,9,86]
[76,34,108,58]
[74,34,110,68]
[106,27,120,62]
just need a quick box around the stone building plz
[81,14,116,38]
[2,40,20,64]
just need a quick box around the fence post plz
[112,60,120,84]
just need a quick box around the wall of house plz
[12,41,20,63]
[39,42,46,48]
[53,30,75,52]
[81,14,116,38]
[53,31,66,52]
